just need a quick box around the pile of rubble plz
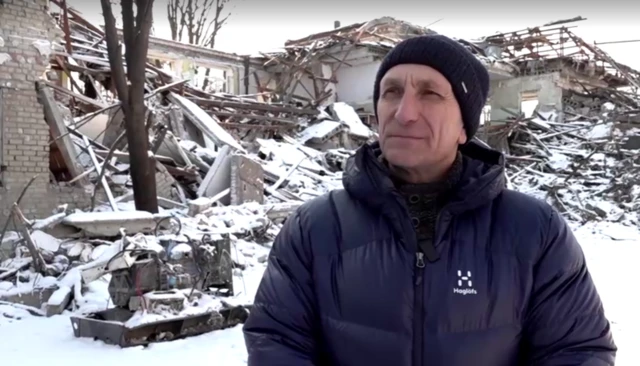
[0,3,375,345]
[43,4,372,206]
[0,201,278,345]
[482,107,640,225]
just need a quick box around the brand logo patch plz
[453,270,477,295]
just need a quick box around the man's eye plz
[421,90,440,98]
[383,88,400,96]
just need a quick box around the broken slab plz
[188,188,230,217]
[297,120,343,144]
[331,102,372,139]
[45,285,72,317]
[0,286,57,310]
[198,145,232,203]
[31,230,61,253]
[62,211,172,237]
[169,93,245,152]
[37,82,86,182]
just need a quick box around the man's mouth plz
[388,135,422,140]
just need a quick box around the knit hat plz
[373,35,490,140]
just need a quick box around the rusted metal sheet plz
[69,305,248,347]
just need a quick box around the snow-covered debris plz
[31,231,61,252]
[297,120,343,144]
[0,53,11,65]
[169,93,245,152]
[490,110,640,225]
[332,102,374,139]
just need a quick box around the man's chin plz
[383,151,423,169]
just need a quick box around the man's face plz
[377,64,467,170]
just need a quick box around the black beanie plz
[373,35,490,140]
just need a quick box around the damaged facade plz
[0,0,95,222]
[479,18,640,122]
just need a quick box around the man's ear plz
[457,126,468,145]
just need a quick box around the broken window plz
[520,91,539,118]
[480,105,491,126]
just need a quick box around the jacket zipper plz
[413,251,425,366]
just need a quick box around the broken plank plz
[212,111,297,124]
[12,205,47,274]
[190,97,319,115]
[40,80,107,109]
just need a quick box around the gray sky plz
[67,0,640,69]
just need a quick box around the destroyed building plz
[0,0,638,221]
[257,16,640,127]
[477,18,640,123]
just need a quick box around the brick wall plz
[0,0,182,225]
[0,0,91,222]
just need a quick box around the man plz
[243,35,616,366]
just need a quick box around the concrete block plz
[0,286,56,310]
[230,155,264,205]
[143,290,186,315]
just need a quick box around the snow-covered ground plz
[0,221,637,365]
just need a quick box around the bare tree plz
[167,0,231,89]
[100,0,159,213]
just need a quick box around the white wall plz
[335,60,381,108]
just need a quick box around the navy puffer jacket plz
[243,140,616,366]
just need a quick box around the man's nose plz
[394,94,420,125]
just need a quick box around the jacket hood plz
[343,138,506,218]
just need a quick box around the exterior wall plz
[489,72,563,121]
[335,59,381,110]
[0,0,95,222]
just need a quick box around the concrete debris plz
[481,106,639,225]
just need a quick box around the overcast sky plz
[67,0,640,69]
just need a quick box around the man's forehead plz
[381,65,450,89]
